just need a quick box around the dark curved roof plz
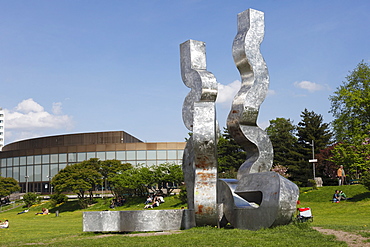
[2,131,143,151]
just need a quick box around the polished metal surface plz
[83,209,195,232]
[218,172,299,230]
[220,9,299,230]
[180,40,219,226]
[227,9,273,179]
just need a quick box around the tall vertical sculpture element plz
[227,9,273,179]
[218,8,299,230]
[180,40,219,226]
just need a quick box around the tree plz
[22,192,41,207]
[296,109,333,184]
[329,142,370,180]
[329,61,370,143]
[151,163,184,195]
[51,159,102,208]
[217,128,246,177]
[109,165,151,197]
[0,177,20,201]
[315,144,338,183]
[100,160,132,193]
[266,118,301,178]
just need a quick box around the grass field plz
[0,185,369,246]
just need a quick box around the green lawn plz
[0,185,368,246]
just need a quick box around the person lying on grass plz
[0,220,9,228]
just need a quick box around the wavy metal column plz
[180,40,219,226]
[219,9,299,230]
[227,9,273,179]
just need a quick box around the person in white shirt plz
[0,220,9,228]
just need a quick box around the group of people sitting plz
[35,208,49,215]
[144,194,165,209]
[332,190,347,203]
[110,197,126,208]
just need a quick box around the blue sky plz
[1,1,369,145]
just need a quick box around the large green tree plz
[51,159,102,208]
[296,109,333,183]
[0,177,20,202]
[266,118,302,180]
[329,61,370,143]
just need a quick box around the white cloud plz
[3,99,74,143]
[52,102,63,115]
[216,80,241,104]
[294,80,325,92]
[217,80,276,107]
[15,98,44,113]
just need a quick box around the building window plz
[68,153,77,163]
[59,153,67,163]
[106,151,115,160]
[96,152,106,160]
[137,151,146,160]
[42,155,49,164]
[77,153,86,162]
[35,155,42,164]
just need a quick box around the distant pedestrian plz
[337,165,346,185]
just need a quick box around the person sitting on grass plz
[0,220,9,228]
[144,195,153,205]
[333,190,340,203]
[338,190,347,200]
[144,199,160,209]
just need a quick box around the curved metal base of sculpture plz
[218,172,298,230]
[83,209,195,232]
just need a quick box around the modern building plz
[0,131,186,193]
[0,108,4,151]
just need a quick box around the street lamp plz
[25,176,29,193]
[47,176,53,194]
[305,140,317,179]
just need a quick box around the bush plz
[23,192,41,207]
[50,193,68,206]
[177,185,187,204]
[307,179,318,190]
[360,172,370,190]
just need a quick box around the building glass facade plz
[0,131,185,193]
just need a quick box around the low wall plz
[83,209,195,232]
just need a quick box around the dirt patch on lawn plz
[313,227,370,247]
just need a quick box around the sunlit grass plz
[0,185,368,246]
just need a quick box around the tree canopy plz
[0,176,20,201]
[328,61,370,180]
[329,61,370,143]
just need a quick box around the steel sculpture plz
[83,8,298,233]
[180,40,219,226]
[218,8,299,230]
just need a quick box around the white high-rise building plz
[0,108,4,151]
